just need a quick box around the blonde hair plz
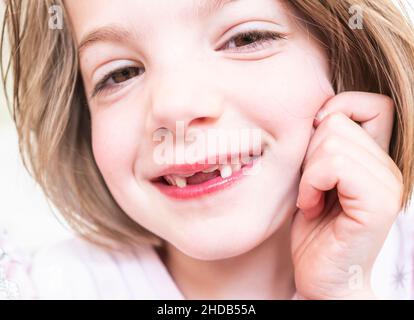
[1,0,414,250]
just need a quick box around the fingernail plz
[315,110,327,122]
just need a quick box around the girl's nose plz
[148,69,224,135]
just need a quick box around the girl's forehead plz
[66,0,291,40]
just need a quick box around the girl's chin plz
[160,192,294,261]
[165,215,281,261]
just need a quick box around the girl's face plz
[67,0,334,259]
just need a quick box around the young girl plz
[1,0,414,299]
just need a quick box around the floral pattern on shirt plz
[0,229,35,299]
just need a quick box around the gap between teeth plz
[164,164,244,188]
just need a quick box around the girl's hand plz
[291,92,404,300]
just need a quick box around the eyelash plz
[218,30,286,52]
[91,30,285,98]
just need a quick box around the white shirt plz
[30,238,185,300]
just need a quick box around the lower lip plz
[153,157,261,200]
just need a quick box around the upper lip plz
[149,150,263,181]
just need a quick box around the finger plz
[293,189,338,239]
[314,92,395,153]
[303,134,401,192]
[305,112,401,179]
[297,154,402,225]
[291,189,342,260]
[292,190,339,259]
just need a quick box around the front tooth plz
[232,163,242,172]
[219,164,232,179]
[202,165,219,173]
[174,176,187,188]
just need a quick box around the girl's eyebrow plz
[78,24,131,55]
[77,0,240,55]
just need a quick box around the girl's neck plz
[158,218,296,300]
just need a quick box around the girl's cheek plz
[234,50,333,137]
[90,103,144,184]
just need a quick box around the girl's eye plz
[92,66,144,98]
[219,30,286,52]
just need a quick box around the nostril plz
[189,117,214,127]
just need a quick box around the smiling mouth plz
[162,161,249,188]
[151,151,263,200]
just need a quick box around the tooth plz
[202,165,219,173]
[164,175,176,186]
[219,164,232,179]
[175,176,187,188]
[232,163,242,172]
